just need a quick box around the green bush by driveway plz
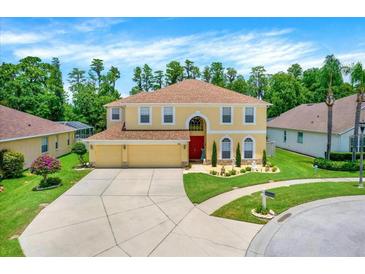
[0,153,91,257]
[183,148,359,204]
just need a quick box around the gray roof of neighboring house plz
[0,105,75,142]
[267,94,364,134]
[57,121,93,130]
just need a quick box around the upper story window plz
[221,107,232,124]
[41,136,48,153]
[297,132,304,144]
[162,106,174,124]
[244,107,255,124]
[111,108,120,121]
[283,130,287,143]
[189,117,204,131]
[221,138,232,159]
[139,107,151,124]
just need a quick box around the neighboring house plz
[57,121,94,140]
[86,79,269,168]
[0,105,76,168]
[267,94,362,158]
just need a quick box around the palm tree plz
[321,55,342,160]
[345,62,365,161]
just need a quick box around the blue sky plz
[1,17,365,97]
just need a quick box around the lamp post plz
[359,121,365,188]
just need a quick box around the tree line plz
[1,55,363,133]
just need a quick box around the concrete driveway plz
[19,168,261,257]
[247,195,365,257]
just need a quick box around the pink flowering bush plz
[30,155,61,184]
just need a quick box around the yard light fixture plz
[359,121,365,188]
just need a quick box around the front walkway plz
[19,168,261,257]
[198,177,359,214]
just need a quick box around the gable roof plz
[106,79,269,106]
[0,105,75,142]
[267,94,363,134]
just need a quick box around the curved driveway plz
[19,168,261,257]
[246,195,365,256]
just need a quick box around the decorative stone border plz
[251,209,276,220]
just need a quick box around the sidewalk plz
[198,177,359,214]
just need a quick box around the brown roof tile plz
[0,105,75,141]
[106,79,269,106]
[268,94,363,134]
[87,124,190,141]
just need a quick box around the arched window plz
[189,117,204,131]
[221,138,231,159]
[244,138,254,159]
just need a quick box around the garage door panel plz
[95,145,122,168]
[128,145,181,167]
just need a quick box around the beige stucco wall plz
[0,132,75,168]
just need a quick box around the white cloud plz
[73,18,126,32]
[0,31,48,45]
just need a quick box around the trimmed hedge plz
[2,151,24,178]
[330,152,361,161]
[314,158,359,171]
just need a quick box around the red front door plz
[189,136,205,160]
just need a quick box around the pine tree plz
[262,149,267,166]
[236,143,241,167]
[212,141,217,167]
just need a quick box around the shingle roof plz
[106,79,269,106]
[267,94,363,134]
[0,105,75,141]
[87,124,190,141]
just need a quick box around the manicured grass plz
[212,181,365,224]
[0,153,91,257]
[183,148,359,203]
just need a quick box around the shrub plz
[0,149,8,170]
[210,170,218,176]
[272,166,278,172]
[225,172,231,177]
[313,158,358,171]
[72,142,87,165]
[245,166,252,172]
[211,141,217,167]
[39,177,62,188]
[262,150,267,167]
[235,143,241,167]
[330,152,360,161]
[265,165,270,172]
[267,162,274,168]
[230,169,237,176]
[2,151,24,178]
[30,155,61,184]
[240,168,246,174]
[255,205,270,215]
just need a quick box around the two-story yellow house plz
[87,79,269,168]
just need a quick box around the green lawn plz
[0,153,91,257]
[184,148,359,203]
[212,181,365,224]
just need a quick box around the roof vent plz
[28,123,31,127]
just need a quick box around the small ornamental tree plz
[72,142,87,166]
[235,143,241,167]
[212,141,217,167]
[262,150,267,166]
[30,155,61,184]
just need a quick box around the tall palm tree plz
[345,62,365,161]
[321,55,342,160]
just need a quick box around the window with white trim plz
[245,107,255,124]
[221,138,231,159]
[244,138,254,159]
[163,106,174,124]
[41,137,48,153]
[297,132,304,144]
[221,107,232,124]
[111,108,120,120]
[140,107,151,124]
